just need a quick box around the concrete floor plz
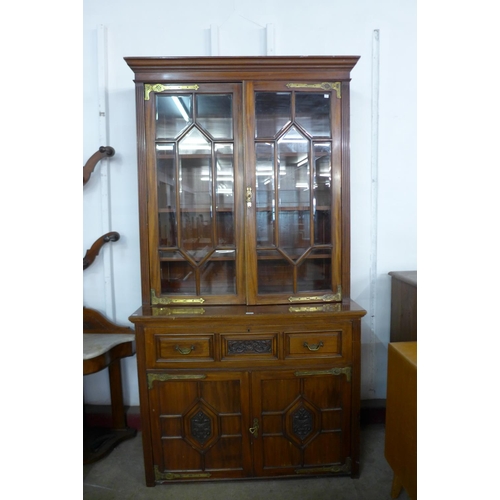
[83,424,410,500]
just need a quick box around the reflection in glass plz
[156,143,176,210]
[158,212,176,247]
[277,126,310,208]
[156,94,193,139]
[255,142,275,246]
[257,250,293,294]
[277,127,310,258]
[313,142,332,245]
[295,93,331,137]
[160,260,196,295]
[179,128,213,262]
[215,144,234,210]
[200,260,236,295]
[197,94,233,139]
[215,144,235,246]
[255,92,291,138]
[297,257,332,292]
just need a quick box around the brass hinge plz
[152,307,206,316]
[294,366,351,382]
[289,304,341,313]
[144,83,200,100]
[147,373,206,389]
[295,457,351,475]
[151,289,205,305]
[286,82,341,99]
[288,285,342,304]
[154,466,211,481]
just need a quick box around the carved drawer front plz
[285,330,346,360]
[221,334,278,361]
[149,334,215,365]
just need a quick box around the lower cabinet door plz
[250,368,353,477]
[147,370,252,481]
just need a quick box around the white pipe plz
[97,24,116,320]
[369,29,380,396]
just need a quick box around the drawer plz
[221,333,278,361]
[148,334,215,364]
[284,330,346,360]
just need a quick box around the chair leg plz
[108,359,127,430]
[83,359,137,464]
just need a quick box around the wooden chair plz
[83,307,137,464]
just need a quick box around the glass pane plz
[297,257,332,292]
[295,93,331,137]
[160,260,196,295]
[277,127,310,258]
[200,260,236,295]
[179,128,213,262]
[217,212,234,246]
[255,92,291,138]
[255,142,275,247]
[313,142,332,245]
[215,144,235,246]
[197,94,233,139]
[279,211,310,260]
[278,127,310,208]
[156,143,176,209]
[159,212,177,247]
[156,94,193,139]
[257,250,293,294]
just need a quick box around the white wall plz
[83,0,416,406]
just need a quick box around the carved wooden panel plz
[251,369,352,477]
[221,334,278,361]
[148,371,252,480]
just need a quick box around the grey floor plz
[83,424,410,500]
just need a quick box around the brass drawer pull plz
[175,345,195,355]
[303,341,324,352]
[249,418,259,438]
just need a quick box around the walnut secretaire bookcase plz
[125,56,366,486]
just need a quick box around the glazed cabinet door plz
[147,370,252,482]
[244,82,344,305]
[250,368,353,477]
[143,83,245,306]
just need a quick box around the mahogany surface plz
[125,56,366,486]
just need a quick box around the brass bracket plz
[151,289,205,305]
[152,307,206,316]
[294,367,351,382]
[147,373,206,389]
[288,285,342,304]
[144,83,200,100]
[295,457,351,475]
[154,466,211,481]
[286,82,341,99]
[289,304,341,313]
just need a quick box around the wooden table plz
[385,341,417,499]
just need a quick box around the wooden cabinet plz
[125,56,366,486]
[389,271,417,342]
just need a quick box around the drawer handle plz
[249,418,259,438]
[303,341,324,352]
[175,345,195,355]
